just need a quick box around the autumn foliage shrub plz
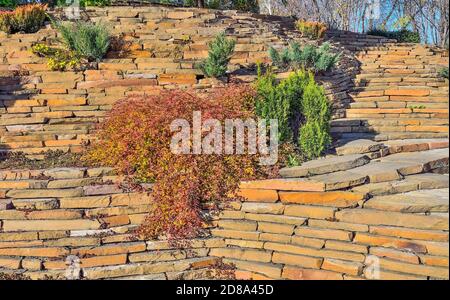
[85,86,272,241]
[0,3,47,34]
[296,20,327,39]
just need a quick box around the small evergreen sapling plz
[256,68,332,160]
[200,32,236,78]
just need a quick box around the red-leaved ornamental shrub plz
[85,85,274,241]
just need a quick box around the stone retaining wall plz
[1,5,448,281]
[1,142,449,280]
[210,186,449,280]
[0,167,222,280]
[0,6,396,156]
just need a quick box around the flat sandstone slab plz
[279,154,370,178]
[364,188,449,213]
[335,139,385,155]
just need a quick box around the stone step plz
[346,125,448,134]
[352,173,449,197]
[313,148,448,188]
[355,73,441,80]
[332,119,449,127]
[345,108,449,115]
[349,102,449,109]
[279,154,371,178]
[384,139,449,154]
[335,132,449,142]
[378,148,449,172]
[363,188,449,213]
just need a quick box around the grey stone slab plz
[349,161,403,183]
[336,139,385,155]
[279,154,370,178]
[309,170,368,191]
[364,188,449,213]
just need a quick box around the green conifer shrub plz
[256,68,332,159]
[269,42,340,73]
[200,32,236,78]
[438,67,449,79]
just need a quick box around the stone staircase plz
[211,138,448,280]
[254,139,449,191]
[1,5,449,280]
[331,43,449,141]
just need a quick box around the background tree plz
[256,0,448,47]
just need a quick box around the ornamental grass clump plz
[438,67,449,79]
[85,85,273,241]
[57,21,111,61]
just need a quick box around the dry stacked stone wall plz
[0,6,396,156]
[1,6,448,280]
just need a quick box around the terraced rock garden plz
[0,3,448,280]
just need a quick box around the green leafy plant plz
[438,67,449,79]
[299,79,332,159]
[200,32,236,78]
[269,42,340,73]
[230,0,259,12]
[57,20,110,61]
[296,20,327,39]
[409,105,426,111]
[255,68,332,160]
[0,0,18,8]
[31,43,82,71]
[183,0,259,11]
[367,29,420,43]
[0,3,47,34]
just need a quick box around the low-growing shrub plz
[200,32,236,78]
[31,43,82,71]
[367,29,421,43]
[55,0,111,7]
[57,21,110,61]
[438,67,449,79]
[255,68,331,159]
[296,20,327,39]
[0,3,47,34]
[0,11,15,33]
[183,0,258,11]
[85,86,273,241]
[230,0,259,12]
[269,42,340,73]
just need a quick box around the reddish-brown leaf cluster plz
[85,85,275,241]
